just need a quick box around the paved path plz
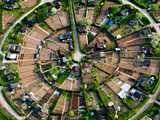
[0,0,54,53]
[68,0,84,62]
[155,100,160,105]
[0,87,24,120]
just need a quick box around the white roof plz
[115,48,121,51]
[7,53,17,59]
[118,90,127,99]
[52,74,57,80]
[53,90,60,96]
[121,83,131,92]
[130,89,136,94]
[117,35,122,39]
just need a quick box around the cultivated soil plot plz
[79,33,88,48]
[86,8,95,23]
[40,48,52,61]
[20,0,38,8]
[58,79,80,92]
[71,93,79,113]
[2,13,15,30]
[52,94,69,114]
[75,7,85,22]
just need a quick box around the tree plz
[50,7,57,16]
[154,47,160,57]
[151,34,160,57]
[87,32,94,43]
[68,110,75,117]
[133,0,149,8]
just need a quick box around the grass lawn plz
[44,67,60,81]
[0,64,20,86]
[3,9,22,20]
[84,91,93,107]
[56,70,70,84]
[39,22,53,33]
[0,71,19,86]
[123,97,135,108]
[49,67,60,76]
[97,88,111,107]
[0,108,16,120]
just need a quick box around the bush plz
[94,0,105,17]
[87,32,94,43]
[133,0,149,8]
[154,47,160,57]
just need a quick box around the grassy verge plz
[97,88,111,107]
[0,108,16,120]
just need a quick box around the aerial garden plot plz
[0,0,160,120]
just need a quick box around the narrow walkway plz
[68,0,85,62]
